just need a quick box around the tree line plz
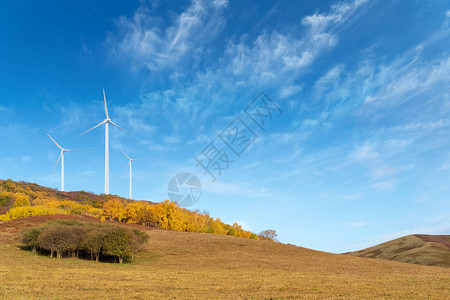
[21,220,147,263]
[1,179,277,242]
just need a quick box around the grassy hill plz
[346,235,450,268]
[0,179,262,240]
[0,215,449,298]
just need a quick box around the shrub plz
[227,227,237,236]
[13,193,31,207]
[102,228,136,263]
[250,233,259,240]
[82,229,104,262]
[21,222,148,263]
[0,205,67,221]
[22,227,41,252]
[38,225,78,258]
[0,192,13,208]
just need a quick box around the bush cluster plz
[21,220,148,263]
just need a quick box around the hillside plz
[0,215,449,298]
[346,235,450,268]
[0,179,265,240]
[0,179,138,208]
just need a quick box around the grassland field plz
[0,216,449,299]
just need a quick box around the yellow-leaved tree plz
[102,199,126,222]
[13,193,31,207]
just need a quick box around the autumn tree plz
[102,199,125,222]
[259,230,278,241]
[13,193,30,207]
[124,201,147,223]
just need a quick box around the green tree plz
[102,228,136,263]
[38,225,77,258]
[82,229,104,262]
[22,227,41,252]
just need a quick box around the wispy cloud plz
[202,179,273,198]
[225,0,369,86]
[107,0,229,72]
[105,0,371,131]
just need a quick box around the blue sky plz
[0,0,449,253]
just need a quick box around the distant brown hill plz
[346,234,450,268]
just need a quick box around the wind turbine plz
[47,133,90,192]
[122,151,141,200]
[79,89,130,194]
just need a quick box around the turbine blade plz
[121,150,131,160]
[65,148,95,152]
[52,152,63,174]
[110,120,134,137]
[47,133,63,150]
[103,89,109,119]
[124,161,131,175]
[78,121,105,137]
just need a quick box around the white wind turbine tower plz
[122,151,141,200]
[47,133,90,192]
[79,89,131,195]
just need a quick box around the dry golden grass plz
[347,234,450,268]
[0,226,449,299]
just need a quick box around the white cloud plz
[225,0,368,86]
[348,139,415,186]
[202,179,272,198]
[363,56,450,109]
[102,0,371,138]
[164,135,181,144]
[312,64,345,101]
[279,85,302,99]
[390,119,450,132]
[302,0,368,33]
[371,180,394,191]
[350,143,378,161]
[114,105,157,134]
[107,0,228,72]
